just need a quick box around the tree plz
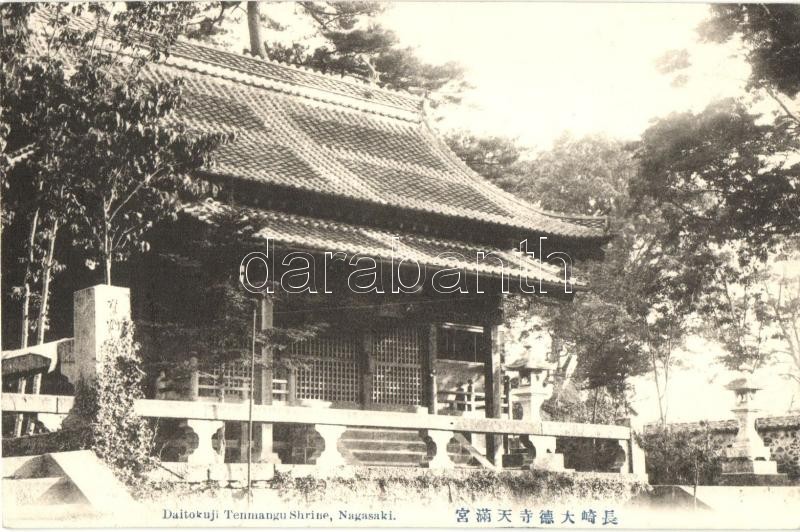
[764,244,800,406]
[699,4,800,101]
[1,4,226,346]
[696,240,800,406]
[447,132,707,424]
[445,132,526,185]
[185,2,467,98]
[632,99,800,254]
[63,70,228,285]
[641,6,800,411]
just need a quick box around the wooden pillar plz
[360,330,374,409]
[483,323,504,466]
[188,357,199,401]
[258,297,274,406]
[255,297,279,462]
[426,324,438,414]
[287,370,297,405]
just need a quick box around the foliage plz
[543,382,622,425]
[633,99,800,254]
[0,428,92,457]
[699,4,800,99]
[135,207,327,393]
[1,3,227,349]
[764,244,800,396]
[445,132,526,185]
[267,467,647,504]
[637,427,723,486]
[76,317,158,486]
[185,2,467,100]
[450,131,713,424]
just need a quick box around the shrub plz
[637,427,722,485]
[74,318,158,486]
[1,428,92,457]
[267,468,647,505]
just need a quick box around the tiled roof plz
[185,199,582,289]
[30,12,608,240]
[145,40,608,240]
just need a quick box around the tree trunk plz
[247,2,267,59]
[20,207,40,348]
[103,213,112,285]
[35,219,58,345]
[650,350,666,429]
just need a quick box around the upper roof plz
[29,12,608,241]
[146,39,608,240]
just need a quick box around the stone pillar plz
[721,376,787,484]
[65,285,131,385]
[314,424,348,467]
[421,429,455,469]
[184,419,225,465]
[522,434,566,472]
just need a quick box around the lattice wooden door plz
[371,326,423,406]
[286,333,360,404]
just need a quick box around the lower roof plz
[184,199,582,291]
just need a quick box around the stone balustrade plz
[2,392,646,478]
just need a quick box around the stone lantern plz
[721,375,787,485]
[507,359,555,425]
[503,358,567,472]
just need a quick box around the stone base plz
[500,451,568,472]
[719,473,790,486]
[722,458,778,475]
[531,453,567,472]
[502,453,528,468]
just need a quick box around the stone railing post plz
[520,434,565,472]
[183,419,225,465]
[420,429,455,469]
[314,424,347,467]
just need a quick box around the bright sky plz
[381,2,750,149]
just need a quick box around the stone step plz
[357,460,482,469]
[343,428,423,442]
[341,439,428,452]
[2,477,87,506]
[3,454,64,479]
[341,438,472,453]
[350,450,425,465]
